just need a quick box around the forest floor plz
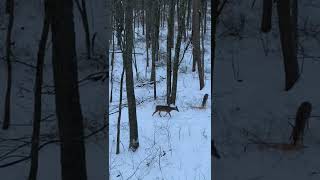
[109,14,211,180]
[0,1,108,179]
[213,1,320,180]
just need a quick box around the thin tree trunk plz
[166,0,175,104]
[3,0,14,130]
[28,1,50,180]
[171,0,186,105]
[291,0,298,61]
[116,67,125,154]
[124,0,139,151]
[75,0,91,59]
[150,0,160,100]
[110,32,115,103]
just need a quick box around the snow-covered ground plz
[109,12,211,180]
[0,1,109,179]
[214,1,320,179]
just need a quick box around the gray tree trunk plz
[192,0,205,90]
[171,0,187,104]
[3,0,14,130]
[124,0,139,151]
[28,1,50,179]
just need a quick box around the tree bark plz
[171,0,186,104]
[166,0,175,104]
[192,0,205,90]
[28,1,50,179]
[75,0,91,59]
[277,0,299,91]
[116,67,125,154]
[3,0,14,130]
[261,0,273,33]
[50,0,87,179]
[124,0,139,151]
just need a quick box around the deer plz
[152,105,179,117]
[289,101,312,146]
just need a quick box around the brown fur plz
[152,105,179,117]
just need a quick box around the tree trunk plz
[171,0,186,105]
[28,1,50,180]
[116,67,125,154]
[115,0,124,49]
[261,0,273,33]
[50,0,87,179]
[277,0,299,91]
[3,0,14,130]
[150,0,160,100]
[166,0,175,104]
[124,0,139,151]
[110,31,115,103]
[192,0,205,90]
[75,0,91,59]
[291,0,298,61]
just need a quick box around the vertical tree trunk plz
[116,67,125,154]
[124,0,139,151]
[75,0,91,59]
[115,0,124,49]
[50,0,87,179]
[3,0,14,130]
[166,0,175,104]
[277,0,299,91]
[291,0,298,60]
[150,0,160,100]
[261,0,273,33]
[28,1,50,180]
[186,0,192,30]
[110,31,115,103]
[192,0,205,90]
[171,0,186,105]
[203,0,207,34]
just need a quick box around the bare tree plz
[261,0,273,33]
[277,0,299,91]
[171,0,187,104]
[116,67,125,154]
[166,0,175,104]
[75,0,91,59]
[3,0,15,130]
[123,0,139,151]
[192,0,205,90]
[50,0,87,179]
[150,0,160,100]
[28,1,50,179]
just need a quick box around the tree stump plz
[290,101,312,145]
[201,94,209,107]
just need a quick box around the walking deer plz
[152,105,179,117]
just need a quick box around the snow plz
[214,0,320,179]
[108,10,211,180]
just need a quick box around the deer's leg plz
[164,112,168,117]
[168,112,171,117]
[152,110,157,116]
[158,111,162,117]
